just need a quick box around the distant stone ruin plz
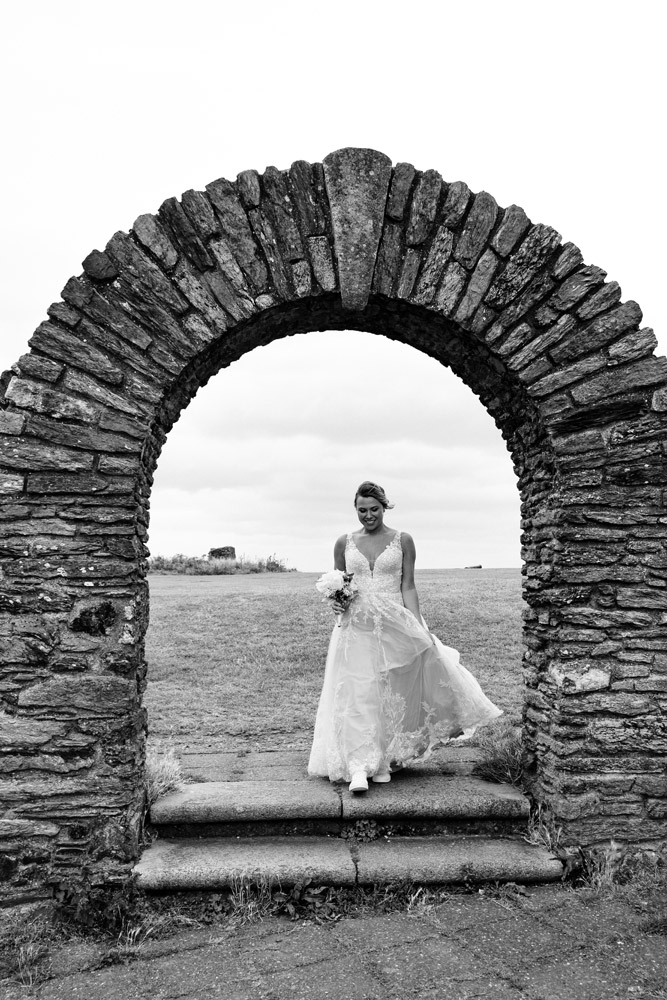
[2,147,667,904]
[209,546,236,560]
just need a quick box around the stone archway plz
[2,147,666,902]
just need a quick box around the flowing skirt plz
[307,593,502,782]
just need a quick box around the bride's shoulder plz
[399,530,415,550]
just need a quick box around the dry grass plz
[471,717,524,786]
[145,746,184,807]
[144,568,524,751]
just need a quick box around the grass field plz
[144,568,524,752]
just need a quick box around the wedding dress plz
[307,531,502,782]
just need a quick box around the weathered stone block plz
[386,162,416,220]
[0,715,69,750]
[236,169,261,207]
[25,472,117,495]
[397,249,421,299]
[495,322,534,360]
[454,249,499,323]
[435,262,467,315]
[607,328,657,365]
[61,276,153,351]
[577,280,622,320]
[248,207,291,299]
[105,232,188,316]
[551,300,643,365]
[549,664,611,692]
[406,169,442,245]
[529,352,608,398]
[159,197,215,272]
[323,148,392,310]
[551,266,607,311]
[61,370,148,419]
[491,205,530,257]
[454,191,497,269]
[486,224,561,310]
[132,214,179,269]
[0,411,25,435]
[551,242,584,280]
[571,356,667,406]
[372,223,403,296]
[411,226,454,305]
[82,250,119,282]
[172,260,230,329]
[560,691,651,716]
[208,239,253,301]
[0,432,95,473]
[206,176,269,293]
[180,188,219,240]
[291,260,311,297]
[11,353,65,383]
[47,301,81,327]
[441,181,470,226]
[5,377,98,422]
[307,236,337,293]
[288,160,327,237]
[17,675,135,714]
[33,322,127,386]
[261,166,305,262]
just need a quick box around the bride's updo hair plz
[354,481,395,510]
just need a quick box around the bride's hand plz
[332,600,346,615]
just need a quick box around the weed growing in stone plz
[145,746,184,808]
[524,803,562,853]
[471,717,523,786]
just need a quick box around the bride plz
[307,481,502,793]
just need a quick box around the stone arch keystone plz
[1,147,667,902]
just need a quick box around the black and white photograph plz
[1,2,666,997]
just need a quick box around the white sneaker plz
[349,771,368,793]
[371,772,391,783]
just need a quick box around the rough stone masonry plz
[1,147,667,903]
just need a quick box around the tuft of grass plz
[578,839,625,892]
[0,906,76,987]
[226,875,274,925]
[471,717,524,787]
[145,747,183,807]
[406,886,436,917]
[14,938,47,987]
[524,803,562,853]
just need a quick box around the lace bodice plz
[345,531,403,597]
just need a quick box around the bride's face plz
[355,496,385,532]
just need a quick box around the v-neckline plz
[350,531,398,574]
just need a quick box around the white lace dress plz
[307,531,502,782]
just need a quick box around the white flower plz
[315,569,347,597]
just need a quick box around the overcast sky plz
[1,1,664,571]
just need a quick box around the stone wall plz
[1,147,666,903]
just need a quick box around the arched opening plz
[2,147,666,903]
[143,327,524,762]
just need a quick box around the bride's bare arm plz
[400,533,422,621]
[333,534,346,571]
[331,535,348,614]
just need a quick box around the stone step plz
[149,774,529,838]
[134,835,563,891]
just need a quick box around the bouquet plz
[315,569,359,626]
